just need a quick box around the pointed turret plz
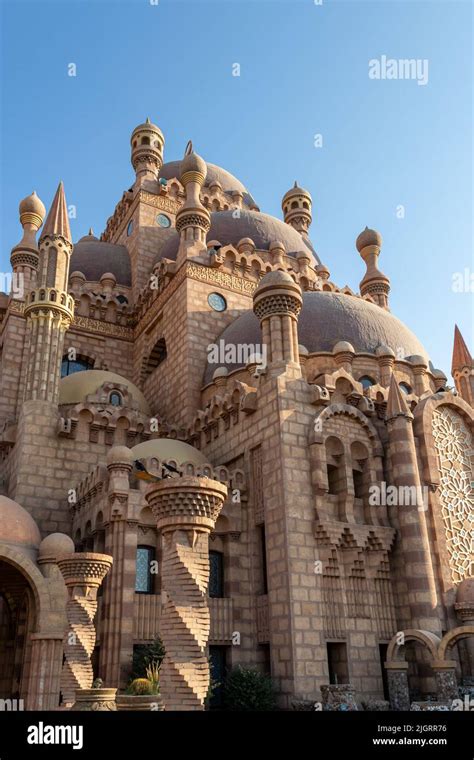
[386,374,412,420]
[175,141,211,265]
[451,325,474,405]
[40,181,71,243]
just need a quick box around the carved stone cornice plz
[71,314,134,340]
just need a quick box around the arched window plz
[291,200,298,209]
[109,392,122,407]
[61,355,94,378]
[399,382,412,395]
[144,338,167,376]
[141,136,150,145]
[359,375,376,390]
[135,546,155,594]
[209,551,224,598]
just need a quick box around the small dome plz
[433,369,447,380]
[38,532,74,561]
[0,496,41,550]
[212,367,228,380]
[254,270,297,294]
[181,150,207,179]
[407,354,427,367]
[376,344,395,357]
[19,191,46,219]
[107,445,134,467]
[299,344,309,356]
[100,272,117,284]
[356,227,383,252]
[77,229,98,243]
[131,118,163,137]
[282,181,311,203]
[58,370,151,415]
[131,439,208,466]
[333,341,355,355]
[456,577,474,604]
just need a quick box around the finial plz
[146,117,151,124]
[88,227,94,236]
[184,140,193,156]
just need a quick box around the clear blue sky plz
[1,0,472,378]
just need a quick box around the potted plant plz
[116,662,164,711]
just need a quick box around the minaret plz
[10,191,46,297]
[282,182,312,237]
[356,226,390,310]
[175,141,211,266]
[130,117,164,185]
[386,375,441,633]
[23,182,74,402]
[451,324,473,406]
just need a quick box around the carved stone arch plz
[0,545,59,634]
[386,629,440,662]
[310,403,383,456]
[438,625,474,661]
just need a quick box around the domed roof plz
[38,532,74,561]
[158,210,318,264]
[0,496,41,550]
[159,161,257,208]
[70,240,131,286]
[131,439,208,465]
[203,291,429,383]
[58,370,151,415]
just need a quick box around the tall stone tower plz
[23,182,74,403]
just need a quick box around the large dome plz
[0,495,41,550]
[204,291,429,383]
[70,238,131,286]
[158,209,318,264]
[159,161,257,208]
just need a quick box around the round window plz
[156,213,171,228]
[127,220,134,236]
[208,292,227,312]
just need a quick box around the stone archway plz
[0,544,66,709]
[385,630,441,710]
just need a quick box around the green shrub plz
[132,636,165,679]
[126,678,155,696]
[223,666,276,711]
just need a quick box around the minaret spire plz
[451,325,474,405]
[40,181,71,242]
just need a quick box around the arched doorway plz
[0,559,35,702]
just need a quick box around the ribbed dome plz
[203,291,429,383]
[159,161,257,208]
[70,240,131,286]
[158,210,318,264]
[0,496,41,550]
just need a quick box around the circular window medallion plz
[156,213,171,228]
[208,292,227,312]
[127,220,134,236]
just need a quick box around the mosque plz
[0,117,472,710]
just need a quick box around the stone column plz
[432,660,459,703]
[146,476,227,710]
[386,375,441,634]
[386,662,410,711]
[25,634,64,710]
[99,446,137,689]
[57,552,113,707]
